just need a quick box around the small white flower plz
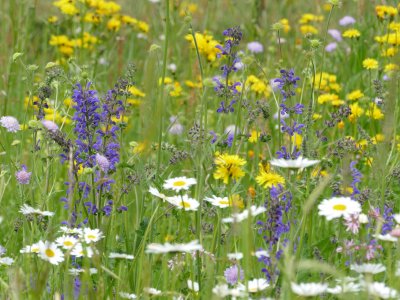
[163,176,197,192]
[227,252,243,260]
[358,213,369,224]
[350,263,386,274]
[59,226,83,235]
[222,206,267,223]
[119,292,137,299]
[165,195,200,211]
[0,257,14,266]
[149,187,167,201]
[376,234,398,242]
[246,278,269,293]
[291,282,328,296]
[143,287,162,295]
[212,284,247,298]
[167,63,177,72]
[71,244,96,258]
[362,282,398,299]
[187,279,199,292]
[20,242,41,254]
[254,249,269,258]
[270,157,320,169]
[146,240,203,254]
[0,116,20,132]
[82,228,104,244]
[327,281,361,294]
[38,241,64,265]
[68,268,98,276]
[109,252,134,260]
[55,236,79,250]
[318,197,361,220]
[19,204,54,217]
[205,196,231,208]
[393,213,400,224]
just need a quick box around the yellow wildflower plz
[348,103,364,122]
[248,130,260,143]
[346,90,364,101]
[255,163,285,189]
[343,29,361,39]
[213,153,246,184]
[362,58,378,70]
[365,103,384,120]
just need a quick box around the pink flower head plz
[15,165,32,184]
[0,116,20,132]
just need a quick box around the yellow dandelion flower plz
[300,25,318,35]
[348,103,364,122]
[213,153,246,184]
[291,133,302,149]
[107,18,121,31]
[362,58,378,70]
[248,130,261,143]
[365,103,384,120]
[279,18,291,33]
[128,86,146,97]
[343,29,361,39]
[255,163,285,189]
[385,63,399,72]
[346,90,364,101]
[48,16,58,23]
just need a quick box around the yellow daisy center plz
[173,181,186,187]
[64,241,73,247]
[45,249,55,258]
[333,204,347,211]
[180,201,191,208]
[87,234,96,240]
[218,200,230,205]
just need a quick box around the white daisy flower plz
[222,206,267,223]
[254,249,270,258]
[82,228,104,244]
[163,176,197,192]
[350,263,386,274]
[56,236,79,250]
[165,195,200,211]
[362,282,398,299]
[59,226,83,235]
[205,196,231,208]
[145,240,203,254]
[0,257,14,266]
[327,278,361,294]
[144,287,162,295]
[0,116,20,132]
[318,197,361,220]
[227,252,243,260]
[38,241,64,265]
[19,204,55,217]
[376,234,398,242]
[246,278,269,293]
[212,284,247,298]
[109,252,134,260]
[20,242,41,254]
[358,213,369,224]
[71,244,96,258]
[270,156,320,169]
[149,187,167,201]
[119,292,137,299]
[68,268,98,276]
[187,279,199,292]
[291,282,328,296]
[393,214,400,224]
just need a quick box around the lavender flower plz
[339,16,356,26]
[15,165,32,184]
[325,42,338,52]
[274,69,300,101]
[247,41,264,53]
[0,116,20,132]
[214,26,243,114]
[349,161,362,197]
[96,153,110,173]
[328,29,342,42]
[41,120,59,132]
[224,265,244,285]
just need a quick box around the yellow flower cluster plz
[24,96,72,125]
[299,13,323,35]
[346,90,364,101]
[127,86,146,106]
[317,93,344,106]
[185,32,221,62]
[375,5,398,20]
[279,18,291,33]
[246,75,271,98]
[342,29,361,39]
[159,77,183,97]
[49,33,98,56]
[314,72,341,93]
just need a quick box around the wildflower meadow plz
[1,0,400,299]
